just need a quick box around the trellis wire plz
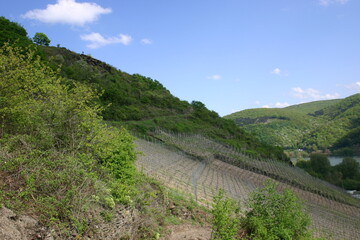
[133,130,360,240]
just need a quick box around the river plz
[291,156,360,166]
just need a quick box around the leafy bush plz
[0,43,136,236]
[211,190,240,240]
[244,181,312,240]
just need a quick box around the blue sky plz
[2,0,360,116]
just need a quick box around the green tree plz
[336,157,359,180]
[0,16,32,47]
[310,153,331,178]
[33,32,50,46]
[244,181,311,240]
[296,159,312,172]
[191,100,206,109]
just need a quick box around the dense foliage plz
[0,43,137,237]
[33,32,51,46]
[211,190,240,240]
[243,181,313,240]
[0,16,34,50]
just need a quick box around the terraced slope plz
[135,132,360,240]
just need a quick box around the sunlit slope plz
[225,94,360,153]
[285,99,341,114]
[225,107,324,149]
[135,133,360,240]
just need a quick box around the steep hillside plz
[225,94,360,154]
[38,45,287,161]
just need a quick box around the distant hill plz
[285,99,341,114]
[225,94,360,155]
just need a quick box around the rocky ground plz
[0,206,50,240]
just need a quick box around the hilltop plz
[225,94,360,155]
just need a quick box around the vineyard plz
[135,130,360,240]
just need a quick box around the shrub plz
[211,190,240,240]
[0,43,137,236]
[244,181,311,240]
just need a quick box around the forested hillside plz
[225,94,360,155]
[36,38,287,161]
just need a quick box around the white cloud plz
[343,81,360,91]
[319,0,349,6]
[22,0,111,26]
[271,68,282,75]
[261,102,290,108]
[81,32,132,49]
[230,109,240,114]
[275,102,290,108]
[141,39,153,45]
[270,68,288,77]
[291,87,340,100]
[207,74,222,80]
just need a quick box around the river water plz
[291,156,360,166]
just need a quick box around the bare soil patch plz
[161,224,212,240]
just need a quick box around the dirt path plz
[161,224,212,240]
